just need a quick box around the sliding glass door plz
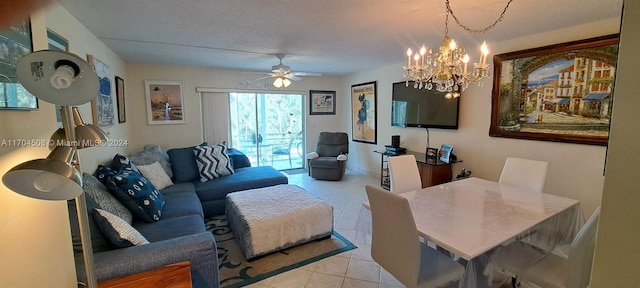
[229,92,304,170]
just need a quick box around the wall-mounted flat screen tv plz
[391,81,460,129]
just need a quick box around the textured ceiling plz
[57,0,623,76]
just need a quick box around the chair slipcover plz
[388,154,422,193]
[366,185,464,288]
[499,157,549,193]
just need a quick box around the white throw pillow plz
[136,161,174,190]
[306,152,319,160]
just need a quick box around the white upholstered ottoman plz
[225,184,333,260]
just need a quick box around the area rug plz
[205,215,357,288]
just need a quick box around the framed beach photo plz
[309,90,335,115]
[145,80,186,125]
[439,144,453,163]
[351,81,377,144]
[490,34,619,146]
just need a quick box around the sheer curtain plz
[201,92,231,146]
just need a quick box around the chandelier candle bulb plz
[462,54,469,74]
[407,48,412,67]
[480,41,489,66]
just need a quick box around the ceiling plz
[56,0,623,76]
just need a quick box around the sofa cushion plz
[227,148,252,168]
[94,165,117,184]
[161,190,204,219]
[134,215,206,242]
[194,166,287,204]
[167,142,207,183]
[83,173,133,224]
[160,181,195,195]
[193,144,234,181]
[137,161,174,190]
[106,169,165,223]
[129,145,173,179]
[68,195,111,253]
[92,208,150,248]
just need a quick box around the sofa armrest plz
[227,148,251,169]
[92,232,218,288]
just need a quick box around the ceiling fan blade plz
[285,74,301,81]
[292,72,322,77]
[253,75,274,81]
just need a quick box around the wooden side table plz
[374,150,461,189]
[98,261,192,288]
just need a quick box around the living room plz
[0,1,638,287]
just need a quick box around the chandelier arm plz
[445,0,515,34]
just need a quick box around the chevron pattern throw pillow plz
[194,144,234,181]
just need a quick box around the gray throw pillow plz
[129,145,173,179]
[82,173,133,224]
[92,208,150,248]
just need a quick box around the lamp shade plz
[50,107,108,149]
[16,50,99,106]
[2,146,82,200]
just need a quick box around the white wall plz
[125,63,343,155]
[340,18,621,217]
[0,3,127,287]
[591,1,640,285]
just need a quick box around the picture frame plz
[309,90,336,115]
[115,76,126,123]
[88,54,115,127]
[426,147,438,159]
[0,18,38,110]
[145,80,186,125]
[489,34,619,146]
[47,28,69,122]
[439,144,454,163]
[351,81,377,144]
[47,28,69,51]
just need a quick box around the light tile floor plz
[244,169,406,288]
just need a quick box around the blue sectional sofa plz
[69,145,288,288]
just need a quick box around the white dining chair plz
[365,184,464,288]
[388,154,422,193]
[490,207,601,288]
[499,157,549,193]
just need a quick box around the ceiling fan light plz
[273,77,283,88]
[283,78,291,87]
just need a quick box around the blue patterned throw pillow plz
[94,165,117,184]
[193,144,234,181]
[106,169,165,223]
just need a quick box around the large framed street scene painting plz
[351,81,377,144]
[489,34,619,146]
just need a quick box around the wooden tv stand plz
[374,150,461,190]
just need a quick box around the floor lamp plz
[2,50,107,287]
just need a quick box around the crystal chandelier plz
[403,0,514,97]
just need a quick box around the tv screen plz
[391,81,460,129]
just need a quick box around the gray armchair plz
[307,132,349,181]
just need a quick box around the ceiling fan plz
[251,54,321,87]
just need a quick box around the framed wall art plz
[145,80,186,125]
[489,34,619,146]
[309,90,335,115]
[351,81,377,144]
[88,54,115,127]
[115,76,126,123]
[47,28,69,122]
[0,18,38,110]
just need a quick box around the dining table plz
[357,177,582,288]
